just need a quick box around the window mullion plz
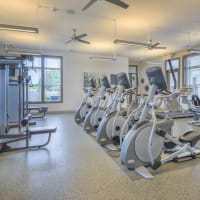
[42,55,45,103]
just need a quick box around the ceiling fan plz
[82,0,129,11]
[114,39,167,50]
[65,29,90,44]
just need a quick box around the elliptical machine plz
[96,72,132,146]
[83,75,112,133]
[74,78,96,124]
[121,66,200,179]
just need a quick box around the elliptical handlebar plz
[125,88,136,94]
[106,87,116,93]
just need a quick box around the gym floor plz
[0,114,200,200]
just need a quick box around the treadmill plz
[156,59,194,119]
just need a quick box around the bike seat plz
[179,131,200,147]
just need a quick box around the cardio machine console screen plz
[146,67,167,91]
[88,78,96,88]
[117,72,130,89]
[100,75,111,88]
[110,74,118,85]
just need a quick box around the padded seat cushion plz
[29,126,57,135]
[29,106,48,111]
[38,107,48,112]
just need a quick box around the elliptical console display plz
[117,72,130,89]
[146,67,167,91]
[100,75,111,89]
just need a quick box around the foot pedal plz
[135,166,154,179]
[105,144,118,151]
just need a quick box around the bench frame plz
[27,106,48,119]
[0,123,56,153]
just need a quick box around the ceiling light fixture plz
[0,24,39,33]
[7,50,41,56]
[114,39,145,47]
[90,56,116,61]
[114,39,167,50]
[145,61,163,65]
[188,49,200,53]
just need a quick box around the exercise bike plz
[121,66,200,179]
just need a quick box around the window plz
[165,58,180,92]
[24,55,63,103]
[183,54,200,96]
[128,65,138,91]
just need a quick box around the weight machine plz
[0,56,56,153]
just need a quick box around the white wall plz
[41,51,128,112]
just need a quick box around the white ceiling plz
[1,0,200,61]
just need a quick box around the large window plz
[184,54,200,96]
[165,58,180,92]
[128,65,138,92]
[24,55,63,103]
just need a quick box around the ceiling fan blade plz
[82,0,97,11]
[64,39,73,44]
[105,0,129,9]
[114,39,149,47]
[76,33,87,39]
[78,39,90,44]
[151,42,160,48]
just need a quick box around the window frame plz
[165,58,180,91]
[128,65,138,94]
[183,53,200,96]
[28,55,63,104]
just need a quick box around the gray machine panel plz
[0,65,9,134]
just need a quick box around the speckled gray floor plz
[0,114,200,200]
